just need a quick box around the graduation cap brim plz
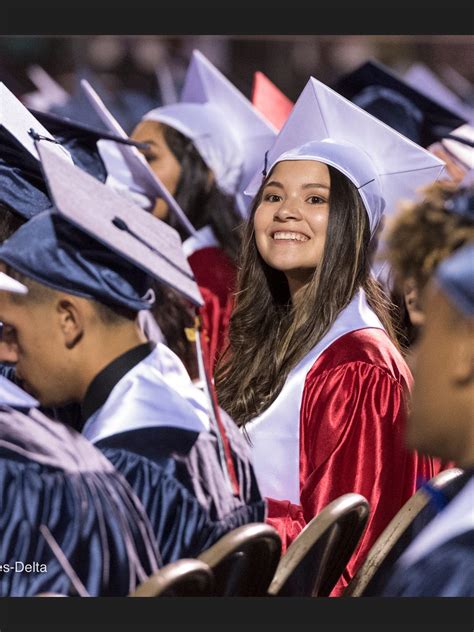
[80,79,198,238]
[334,60,468,148]
[29,109,150,148]
[36,142,203,307]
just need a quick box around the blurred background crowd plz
[1,35,472,134]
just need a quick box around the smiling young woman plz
[215,76,444,594]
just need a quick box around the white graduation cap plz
[21,65,70,112]
[144,49,277,218]
[245,76,446,236]
[404,64,474,125]
[0,82,72,165]
[80,78,198,237]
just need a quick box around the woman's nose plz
[274,198,302,221]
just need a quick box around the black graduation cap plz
[29,108,149,183]
[334,60,468,148]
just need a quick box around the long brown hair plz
[215,164,397,427]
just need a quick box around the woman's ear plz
[56,296,84,349]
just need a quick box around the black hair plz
[163,125,243,262]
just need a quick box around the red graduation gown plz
[265,328,441,595]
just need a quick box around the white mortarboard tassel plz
[245,77,446,237]
[144,50,277,218]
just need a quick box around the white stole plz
[182,225,219,258]
[82,345,210,445]
[246,289,384,504]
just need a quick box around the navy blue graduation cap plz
[0,141,203,311]
[435,242,474,317]
[334,60,468,148]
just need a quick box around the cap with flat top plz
[334,60,469,148]
[245,75,446,236]
[0,82,72,219]
[0,141,203,311]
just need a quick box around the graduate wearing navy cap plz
[0,143,265,565]
[381,242,474,597]
[0,274,160,597]
[334,59,469,148]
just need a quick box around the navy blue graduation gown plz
[0,403,160,597]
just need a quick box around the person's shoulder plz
[307,328,411,387]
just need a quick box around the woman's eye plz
[307,195,326,204]
[142,151,158,164]
[264,193,281,203]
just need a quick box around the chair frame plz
[129,558,214,597]
[197,522,282,596]
[268,492,369,597]
[344,467,465,597]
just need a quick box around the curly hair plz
[383,181,474,294]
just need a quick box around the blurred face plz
[131,120,182,220]
[254,160,330,297]
[0,292,74,407]
[408,283,474,466]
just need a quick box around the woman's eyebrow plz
[302,183,330,190]
[263,180,283,189]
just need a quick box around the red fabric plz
[188,247,236,367]
[266,328,442,596]
[251,71,294,131]
[198,287,221,374]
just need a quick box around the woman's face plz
[131,120,182,220]
[254,160,331,296]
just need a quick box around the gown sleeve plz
[0,455,158,596]
[266,360,439,596]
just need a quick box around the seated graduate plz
[381,242,474,597]
[216,75,445,594]
[383,180,474,368]
[0,143,265,565]
[359,184,474,595]
[0,273,159,597]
